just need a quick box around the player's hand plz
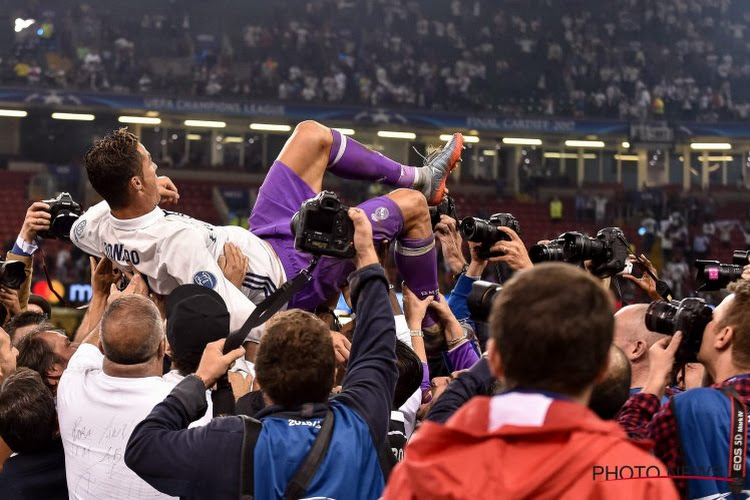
[0,288,21,318]
[107,271,149,305]
[435,215,466,275]
[402,283,434,330]
[195,338,246,388]
[218,243,248,290]
[89,257,119,298]
[20,201,52,244]
[330,331,351,364]
[157,176,180,204]
[348,208,378,269]
[488,227,533,271]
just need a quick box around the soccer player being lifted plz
[71,122,463,335]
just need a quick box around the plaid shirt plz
[617,377,750,496]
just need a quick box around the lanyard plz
[721,385,747,498]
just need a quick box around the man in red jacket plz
[384,263,679,499]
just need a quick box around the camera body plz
[429,195,458,230]
[290,191,355,259]
[695,250,750,291]
[0,259,25,290]
[39,192,83,241]
[459,213,520,260]
[467,280,503,323]
[645,297,713,366]
[562,227,629,278]
[529,235,565,263]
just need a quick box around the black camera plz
[459,213,520,260]
[561,227,629,278]
[467,280,503,323]
[0,259,25,290]
[290,191,355,259]
[39,192,82,241]
[695,250,750,291]
[429,195,458,230]
[529,235,565,263]
[645,297,713,366]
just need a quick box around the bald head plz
[614,304,667,353]
[101,295,164,365]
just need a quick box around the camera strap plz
[720,385,747,498]
[284,410,335,500]
[223,256,320,354]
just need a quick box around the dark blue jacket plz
[124,264,396,499]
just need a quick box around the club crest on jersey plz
[73,220,86,241]
[371,206,389,222]
[193,271,218,289]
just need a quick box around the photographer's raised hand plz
[488,226,533,271]
[348,207,378,269]
[622,254,662,301]
[435,215,466,275]
[0,288,21,318]
[156,176,180,204]
[643,331,682,399]
[195,338,246,389]
[20,201,51,244]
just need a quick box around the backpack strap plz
[239,415,263,500]
[284,410,335,500]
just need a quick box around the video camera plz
[645,297,713,367]
[290,191,355,259]
[38,192,82,241]
[530,227,630,278]
[429,195,458,230]
[695,250,750,292]
[459,213,520,260]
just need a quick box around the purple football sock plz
[446,341,481,371]
[328,128,416,187]
[394,235,440,328]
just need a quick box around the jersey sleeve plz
[158,227,257,333]
[70,200,110,257]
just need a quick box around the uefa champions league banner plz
[1,86,748,137]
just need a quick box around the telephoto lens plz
[459,217,499,244]
[694,259,743,292]
[529,237,565,263]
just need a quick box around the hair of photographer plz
[0,368,58,454]
[589,345,632,420]
[100,295,165,377]
[699,280,750,383]
[488,263,613,402]
[614,304,668,390]
[6,312,49,346]
[255,309,335,408]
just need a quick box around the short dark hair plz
[489,263,613,396]
[6,312,49,344]
[101,295,164,365]
[172,350,202,377]
[723,280,750,368]
[16,327,62,392]
[0,368,58,453]
[589,345,631,420]
[256,309,335,408]
[84,128,143,209]
[393,340,423,409]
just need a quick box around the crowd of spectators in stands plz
[3,0,750,120]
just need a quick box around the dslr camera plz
[561,227,630,278]
[695,250,750,292]
[645,297,713,367]
[290,191,355,259]
[459,213,520,260]
[467,280,503,323]
[0,259,25,290]
[39,192,82,241]
[529,235,565,263]
[429,195,458,230]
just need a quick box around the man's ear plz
[630,340,648,361]
[487,338,504,379]
[131,175,144,193]
[715,325,734,351]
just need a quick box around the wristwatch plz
[453,263,469,280]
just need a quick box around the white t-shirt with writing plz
[57,344,177,500]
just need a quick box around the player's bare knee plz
[294,120,332,152]
[390,189,430,228]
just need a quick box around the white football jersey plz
[69,201,286,333]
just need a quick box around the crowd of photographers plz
[2,184,750,498]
